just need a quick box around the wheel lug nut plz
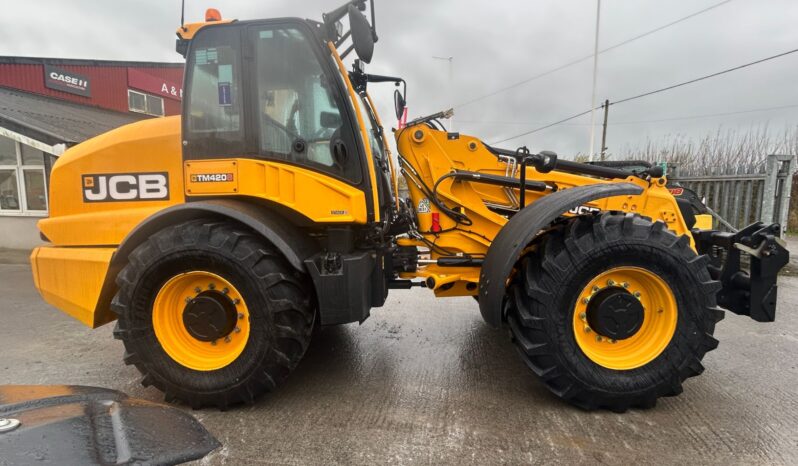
[211,340,217,346]
[592,285,600,293]
[634,291,641,298]
[611,339,617,344]
[622,282,629,288]
[222,287,229,294]
[208,283,215,290]
[237,312,244,319]
[185,297,192,303]
[234,327,241,333]
[582,297,590,304]
[224,336,231,343]
[607,279,615,286]
[596,335,602,342]
[584,327,592,333]
[579,312,586,321]
[233,298,241,305]
[194,287,202,293]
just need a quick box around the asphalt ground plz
[1,241,797,465]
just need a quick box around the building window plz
[128,89,164,116]
[0,135,48,215]
[0,170,20,211]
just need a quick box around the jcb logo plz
[82,172,169,202]
[568,205,601,215]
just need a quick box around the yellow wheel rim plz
[573,266,677,370]
[152,271,250,371]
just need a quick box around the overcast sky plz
[2,0,797,158]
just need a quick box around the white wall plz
[0,216,44,250]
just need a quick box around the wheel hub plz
[586,288,644,340]
[182,291,238,342]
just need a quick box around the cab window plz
[184,26,244,157]
[253,27,360,182]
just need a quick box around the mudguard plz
[87,199,320,326]
[0,385,219,465]
[113,199,318,271]
[478,182,644,327]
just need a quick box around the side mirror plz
[393,89,406,120]
[348,4,374,64]
[320,111,341,129]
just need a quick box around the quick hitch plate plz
[693,222,789,322]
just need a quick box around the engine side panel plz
[39,116,185,246]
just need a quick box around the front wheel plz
[111,220,315,409]
[506,213,724,412]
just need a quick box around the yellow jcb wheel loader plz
[30,1,789,411]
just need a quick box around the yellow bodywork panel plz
[176,19,234,41]
[185,159,368,224]
[395,126,694,297]
[38,116,185,246]
[694,214,713,230]
[30,246,115,328]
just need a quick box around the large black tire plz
[506,213,724,412]
[111,219,315,409]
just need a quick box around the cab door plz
[247,25,364,185]
[182,21,374,223]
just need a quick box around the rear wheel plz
[112,220,315,409]
[506,213,724,411]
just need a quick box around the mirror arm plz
[334,29,351,48]
[366,75,406,95]
[370,0,378,42]
[354,74,407,99]
[364,74,402,85]
[340,43,355,60]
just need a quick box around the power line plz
[492,108,599,144]
[459,120,592,126]
[611,48,798,105]
[456,0,733,109]
[491,47,798,145]
[464,103,798,127]
[613,103,798,125]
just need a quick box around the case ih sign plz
[44,64,91,97]
[128,68,182,101]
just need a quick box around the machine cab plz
[178,8,392,225]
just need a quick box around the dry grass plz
[606,125,798,230]
[610,125,798,175]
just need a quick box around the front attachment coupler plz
[693,223,789,322]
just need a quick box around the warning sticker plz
[417,198,431,213]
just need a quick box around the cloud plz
[3,0,797,159]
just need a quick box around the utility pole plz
[432,56,455,131]
[587,0,601,161]
[600,99,609,161]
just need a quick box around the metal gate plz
[669,154,796,232]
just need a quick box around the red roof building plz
[0,56,185,248]
[0,56,184,117]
